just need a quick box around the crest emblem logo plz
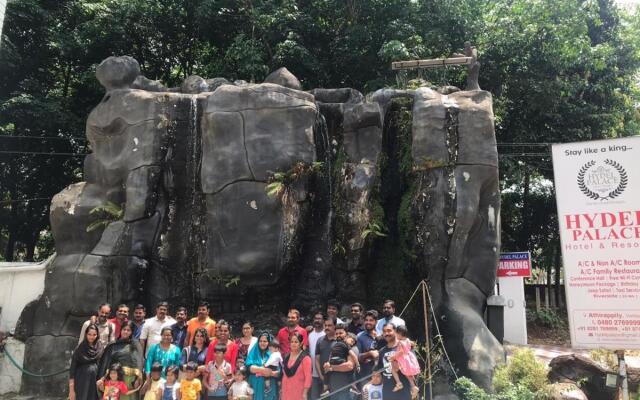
[577,159,627,200]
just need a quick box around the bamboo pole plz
[421,281,433,399]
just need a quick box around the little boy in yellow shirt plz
[179,362,202,400]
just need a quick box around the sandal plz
[393,383,404,392]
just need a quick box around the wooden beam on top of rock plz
[391,57,473,71]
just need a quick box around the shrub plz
[493,348,550,396]
[495,384,539,400]
[453,377,491,400]
[527,309,565,329]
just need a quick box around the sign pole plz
[616,350,629,400]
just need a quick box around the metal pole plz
[617,350,629,400]
[421,281,433,399]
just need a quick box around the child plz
[101,363,133,400]
[261,339,282,393]
[204,344,232,400]
[389,325,420,398]
[228,367,254,400]
[344,333,361,398]
[142,363,165,400]
[159,366,180,400]
[361,370,383,400]
[179,362,202,400]
[321,335,351,396]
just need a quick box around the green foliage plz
[527,308,566,329]
[453,377,491,400]
[202,272,241,288]
[361,221,388,240]
[86,201,124,232]
[265,161,323,199]
[589,348,618,370]
[1,0,640,264]
[493,348,550,396]
[454,376,543,400]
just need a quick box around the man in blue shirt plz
[357,310,381,383]
[170,307,188,348]
[375,300,406,335]
[132,304,146,339]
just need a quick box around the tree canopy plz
[1,0,639,264]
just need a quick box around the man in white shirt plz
[140,301,176,356]
[308,311,326,400]
[327,299,345,325]
[79,303,115,347]
[375,299,405,335]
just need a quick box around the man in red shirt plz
[276,308,309,356]
[109,304,129,339]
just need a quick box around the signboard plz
[552,137,640,349]
[498,252,532,277]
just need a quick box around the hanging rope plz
[423,282,459,380]
[397,281,422,319]
[0,343,69,377]
[317,279,450,399]
[421,281,433,399]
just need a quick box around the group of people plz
[69,299,421,400]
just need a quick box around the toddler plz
[390,325,420,398]
[228,367,254,400]
[159,366,180,400]
[361,370,383,400]
[142,363,165,400]
[261,339,282,393]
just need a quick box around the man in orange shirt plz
[184,301,216,346]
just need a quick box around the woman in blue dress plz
[181,328,209,400]
[245,332,279,400]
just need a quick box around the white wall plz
[0,256,49,395]
[0,0,6,42]
[0,258,49,332]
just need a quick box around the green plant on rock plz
[361,221,388,240]
[86,201,124,232]
[453,377,491,400]
[454,377,542,400]
[494,384,539,400]
[493,348,550,397]
[265,161,323,199]
[419,158,448,170]
[590,348,618,370]
[202,272,241,288]
[333,242,346,255]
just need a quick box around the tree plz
[0,0,638,262]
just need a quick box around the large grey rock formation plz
[17,55,503,396]
[407,87,502,388]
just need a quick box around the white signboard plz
[552,137,640,349]
[498,277,527,345]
